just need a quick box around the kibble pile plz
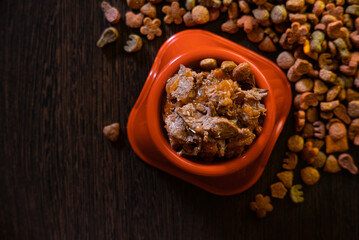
[99,0,359,218]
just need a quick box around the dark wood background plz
[1,0,359,239]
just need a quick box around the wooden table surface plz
[1,1,359,239]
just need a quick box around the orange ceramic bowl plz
[146,47,276,177]
[127,30,291,195]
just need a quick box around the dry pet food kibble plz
[97,27,119,48]
[140,17,162,40]
[126,11,145,28]
[250,194,274,218]
[338,153,358,175]
[290,185,304,203]
[124,34,143,53]
[301,166,320,185]
[323,154,341,173]
[282,152,298,170]
[270,182,288,199]
[103,123,120,142]
[162,2,186,24]
[276,171,294,188]
[101,1,121,25]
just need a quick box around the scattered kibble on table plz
[97,0,359,218]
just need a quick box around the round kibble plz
[301,167,320,185]
[287,135,304,152]
[276,51,295,70]
[192,6,210,24]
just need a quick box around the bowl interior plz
[146,47,276,177]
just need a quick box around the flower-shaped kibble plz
[285,22,309,45]
[249,194,274,218]
[162,2,186,25]
[140,17,162,40]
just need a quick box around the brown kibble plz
[247,27,265,43]
[295,110,306,132]
[286,0,305,12]
[140,17,162,40]
[221,19,239,34]
[200,58,217,70]
[313,121,325,139]
[228,2,239,19]
[276,51,295,70]
[313,0,325,16]
[249,194,273,218]
[314,80,328,95]
[325,135,349,154]
[285,22,309,45]
[318,53,339,71]
[237,15,259,33]
[320,110,334,120]
[328,122,347,141]
[326,86,341,101]
[183,12,197,27]
[127,0,145,10]
[349,119,359,145]
[283,152,298,170]
[301,166,320,185]
[327,21,346,39]
[324,3,344,20]
[301,123,314,138]
[162,2,186,24]
[348,101,359,118]
[97,27,119,48]
[126,11,145,28]
[289,13,307,24]
[320,100,340,111]
[270,182,288,199]
[101,1,121,25]
[192,5,210,24]
[338,153,358,175]
[312,151,327,168]
[239,0,250,14]
[124,34,143,53]
[277,171,294,188]
[103,123,120,142]
[307,138,325,149]
[288,135,304,152]
[324,155,341,173]
[295,92,319,110]
[333,104,351,125]
[347,88,359,102]
[287,59,313,82]
[319,69,336,83]
[307,107,318,123]
[307,13,319,25]
[258,36,276,52]
[295,78,313,93]
[301,141,319,164]
[209,8,220,22]
[141,2,157,18]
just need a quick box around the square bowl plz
[127,30,291,195]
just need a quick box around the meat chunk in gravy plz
[163,61,267,161]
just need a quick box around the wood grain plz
[0,1,358,239]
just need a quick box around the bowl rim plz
[145,47,277,177]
